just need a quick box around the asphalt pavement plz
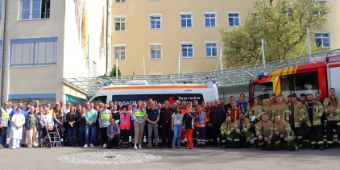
[0,147,339,170]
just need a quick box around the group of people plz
[0,88,339,151]
[219,88,340,151]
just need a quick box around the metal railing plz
[64,49,339,96]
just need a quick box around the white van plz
[90,83,218,104]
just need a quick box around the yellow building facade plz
[111,0,340,76]
[111,0,256,75]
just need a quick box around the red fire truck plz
[249,49,340,101]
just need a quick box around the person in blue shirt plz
[107,118,120,149]
[21,103,31,146]
[84,103,98,148]
[237,93,250,117]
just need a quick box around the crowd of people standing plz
[0,88,339,151]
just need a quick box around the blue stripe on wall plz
[9,93,56,100]
[10,37,58,44]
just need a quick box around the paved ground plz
[0,147,339,170]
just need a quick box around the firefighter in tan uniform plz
[323,88,340,147]
[262,98,275,122]
[255,113,273,150]
[288,93,310,149]
[248,97,263,146]
[271,115,295,151]
[249,97,263,123]
[272,95,291,122]
[234,113,252,147]
[306,94,325,150]
[220,116,236,148]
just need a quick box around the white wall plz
[4,0,65,101]
[63,0,107,79]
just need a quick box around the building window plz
[228,12,240,27]
[313,0,327,16]
[204,13,216,27]
[114,46,126,60]
[10,37,57,66]
[20,0,50,20]
[181,43,193,58]
[206,42,218,57]
[116,0,126,2]
[114,17,126,31]
[150,44,162,59]
[150,15,161,29]
[315,33,330,48]
[180,13,192,28]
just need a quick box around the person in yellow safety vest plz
[306,94,325,150]
[255,112,273,150]
[323,88,340,147]
[98,103,112,148]
[271,115,295,151]
[0,102,12,148]
[133,100,147,150]
[288,93,310,149]
[220,116,236,148]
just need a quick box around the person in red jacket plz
[183,106,195,149]
[195,105,207,147]
[227,100,241,123]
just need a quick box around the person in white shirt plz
[10,107,26,149]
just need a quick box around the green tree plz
[222,0,329,67]
[109,65,121,77]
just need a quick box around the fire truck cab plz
[250,50,340,102]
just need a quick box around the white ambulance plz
[90,81,218,104]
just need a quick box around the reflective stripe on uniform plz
[100,114,110,119]
[134,111,145,117]
[2,112,9,118]
[317,141,324,145]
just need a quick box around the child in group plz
[10,107,26,149]
[172,107,184,149]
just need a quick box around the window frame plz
[115,0,126,3]
[10,37,58,67]
[315,32,330,48]
[149,13,162,30]
[149,43,163,59]
[204,12,217,28]
[114,15,127,31]
[113,44,127,60]
[181,41,194,59]
[180,12,193,28]
[18,0,50,20]
[205,41,218,58]
[228,11,240,27]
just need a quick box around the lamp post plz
[1,0,8,104]
[261,39,266,69]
